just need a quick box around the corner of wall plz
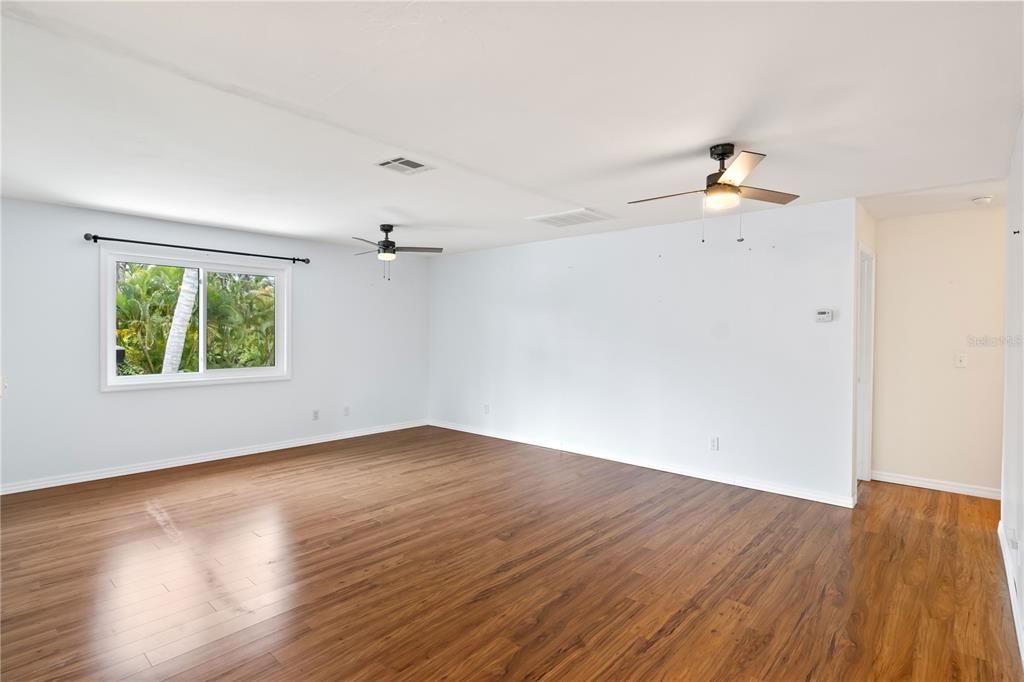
[855,200,877,252]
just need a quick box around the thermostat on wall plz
[815,309,834,323]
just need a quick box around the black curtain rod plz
[83,233,310,264]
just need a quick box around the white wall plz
[1,199,430,491]
[428,199,859,507]
[1000,114,1024,657]
[871,208,1006,497]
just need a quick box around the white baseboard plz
[430,421,855,509]
[0,420,428,495]
[871,470,1000,500]
[2,418,857,509]
[998,521,1024,664]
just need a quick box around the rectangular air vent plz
[377,157,433,175]
[527,208,609,227]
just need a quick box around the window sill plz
[101,371,290,392]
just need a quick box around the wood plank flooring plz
[2,426,1021,680]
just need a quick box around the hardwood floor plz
[2,426,1020,680]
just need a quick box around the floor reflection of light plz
[88,496,293,674]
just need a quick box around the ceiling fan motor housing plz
[709,143,735,163]
[379,224,396,251]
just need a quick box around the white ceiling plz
[2,2,1021,252]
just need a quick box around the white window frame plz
[100,244,292,392]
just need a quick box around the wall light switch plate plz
[955,352,968,369]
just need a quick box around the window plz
[101,247,290,390]
[205,271,277,370]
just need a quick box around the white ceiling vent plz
[377,157,434,175]
[527,208,609,227]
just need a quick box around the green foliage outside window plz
[116,263,275,376]
[206,272,276,369]
[116,263,199,375]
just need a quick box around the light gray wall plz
[427,199,858,506]
[1,199,430,489]
[1001,114,1024,654]
[0,196,898,511]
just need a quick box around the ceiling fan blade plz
[739,185,799,205]
[627,188,704,205]
[395,246,444,253]
[352,237,379,246]
[719,151,765,186]
[352,249,377,256]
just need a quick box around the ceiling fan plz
[352,224,443,261]
[628,143,798,210]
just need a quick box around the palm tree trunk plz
[162,268,199,373]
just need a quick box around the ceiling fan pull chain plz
[700,201,706,244]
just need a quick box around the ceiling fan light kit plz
[629,142,799,211]
[704,183,741,211]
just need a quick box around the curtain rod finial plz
[83,233,94,242]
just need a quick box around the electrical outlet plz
[483,404,491,415]
[312,409,320,421]
[709,436,720,452]
[343,406,351,417]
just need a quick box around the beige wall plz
[873,207,1006,494]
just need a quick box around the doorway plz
[856,247,876,482]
